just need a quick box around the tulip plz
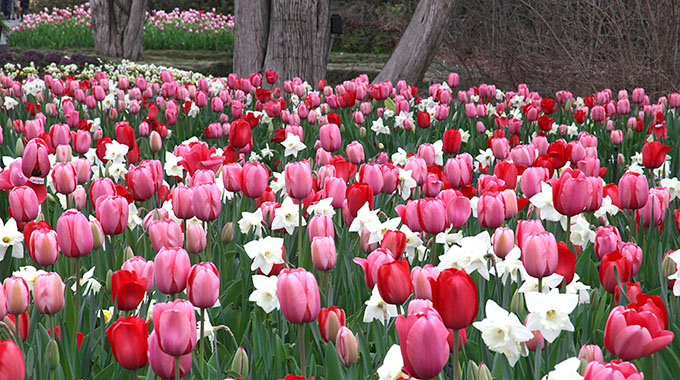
[311,236,337,271]
[319,123,341,152]
[126,160,162,201]
[521,232,558,279]
[641,141,670,168]
[493,227,515,259]
[192,183,222,221]
[336,327,360,366]
[376,259,412,305]
[33,273,65,314]
[584,360,643,380]
[405,157,427,185]
[599,250,631,293]
[111,270,147,311]
[445,157,472,188]
[95,195,129,235]
[153,299,197,356]
[410,265,440,300]
[442,129,461,154]
[477,192,506,229]
[345,182,374,217]
[57,210,93,258]
[346,141,364,164]
[89,178,117,208]
[184,263,220,310]
[276,268,321,325]
[318,306,345,343]
[8,186,39,222]
[229,119,251,149]
[154,248,191,295]
[0,339,25,380]
[445,194,471,229]
[107,316,149,370]
[148,219,183,253]
[594,226,622,259]
[395,307,450,379]
[579,344,604,364]
[353,248,395,288]
[4,277,29,316]
[242,162,268,198]
[381,230,406,259]
[604,306,673,360]
[620,242,643,276]
[627,294,669,330]
[185,224,207,254]
[308,215,334,242]
[50,162,78,195]
[285,161,313,200]
[28,227,59,266]
[22,138,51,178]
[618,172,648,209]
[148,330,192,379]
[552,169,590,216]
[358,164,384,194]
[555,242,576,285]
[171,185,194,220]
[431,268,478,330]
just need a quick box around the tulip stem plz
[653,353,659,380]
[452,329,460,380]
[298,323,307,377]
[298,200,304,268]
[174,355,180,380]
[200,308,206,377]
[537,277,543,293]
[566,215,572,252]
[132,369,137,380]
[14,314,23,354]
[74,256,81,360]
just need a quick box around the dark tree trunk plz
[373,0,455,85]
[91,0,146,60]
[232,0,270,77]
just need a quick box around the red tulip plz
[381,230,406,259]
[106,316,149,370]
[555,242,576,285]
[431,268,478,330]
[599,250,631,294]
[0,339,25,380]
[604,306,673,360]
[641,141,670,168]
[111,270,147,311]
[229,118,251,149]
[318,306,345,343]
[627,294,669,329]
[442,129,461,154]
[377,259,412,305]
[345,182,373,217]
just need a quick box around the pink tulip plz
[122,256,154,293]
[241,162,268,198]
[308,214,334,241]
[493,227,515,259]
[584,360,642,380]
[604,306,673,360]
[477,192,506,229]
[311,236,337,271]
[148,331,192,378]
[285,161,313,200]
[358,164,384,194]
[552,168,591,217]
[152,299,197,356]
[277,268,320,324]
[444,156,472,188]
[594,226,622,259]
[148,219,183,253]
[57,210,93,258]
[411,265,440,300]
[9,186,39,222]
[520,167,549,199]
[618,172,648,210]
[319,123,342,152]
[154,247,191,295]
[222,163,243,192]
[396,307,450,379]
[192,183,222,221]
[353,248,395,288]
[51,162,78,195]
[187,262,220,308]
[22,138,51,178]
[126,160,163,201]
[185,224,207,254]
[4,277,30,315]
[33,272,65,314]
[445,194,471,229]
[171,185,194,220]
[29,228,59,266]
[324,177,346,208]
[578,344,604,364]
[521,232,558,279]
[95,195,129,235]
[346,141,364,164]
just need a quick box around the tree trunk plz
[91,0,146,60]
[263,0,330,87]
[232,0,270,77]
[373,0,455,85]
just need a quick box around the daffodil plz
[525,289,578,342]
[243,236,284,275]
[0,218,24,261]
[249,275,280,313]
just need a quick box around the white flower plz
[13,266,47,292]
[244,236,284,275]
[525,289,578,342]
[397,168,418,200]
[493,247,524,284]
[249,275,280,313]
[475,148,495,169]
[391,148,408,166]
[128,203,143,230]
[4,96,18,110]
[566,214,595,248]
[238,209,264,237]
[306,197,335,217]
[102,94,116,110]
[371,118,390,135]
[594,195,619,224]
[187,102,200,118]
[400,225,424,262]
[660,177,680,201]
[0,218,24,260]
[349,203,382,235]
[473,300,533,367]
[363,286,398,325]
[377,345,408,380]
[281,133,306,158]
[438,231,492,280]
[164,151,184,178]
[270,171,286,194]
[460,129,471,143]
[432,140,444,166]
[435,227,463,250]
[394,111,414,129]
[103,140,129,164]
[271,197,305,235]
[71,267,102,296]
[542,357,584,380]
[530,182,566,223]
[565,274,591,304]
[519,273,564,294]
[667,250,680,296]
[108,162,128,182]
[260,144,275,159]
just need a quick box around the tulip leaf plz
[325,342,345,380]
[92,362,117,380]
[384,97,395,112]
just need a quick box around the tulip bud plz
[510,290,523,315]
[124,246,135,262]
[55,145,72,162]
[662,253,677,278]
[230,346,249,377]
[359,127,366,137]
[149,131,162,152]
[590,288,600,311]
[186,224,207,254]
[46,339,60,371]
[578,344,603,364]
[91,220,105,249]
[15,138,24,157]
[475,362,492,380]
[221,222,235,243]
[335,327,360,366]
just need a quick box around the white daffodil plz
[667,250,680,296]
[377,345,408,380]
[475,148,495,170]
[594,195,620,224]
[348,203,382,235]
[397,168,418,200]
[460,129,471,143]
[71,267,102,296]
[249,275,280,313]
[187,102,200,118]
[391,148,408,167]
[4,96,18,110]
[542,357,584,380]
[164,151,184,178]
[525,289,578,343]
[565,214,595,248]
[260,144,275,159]
[394,111,414,129]
[566,123,579,138]
[244,236,285,275]
[400,225,424,263]
[519,273,564,294]
[435,227,463,250]
[363,286,399,325]
[306,197,335,217]
[493,246,524,284]
[13,266,47,292]
[372,118,390,135]
[473,300,533,367]
[128,203,143,230]
[382,108,394,119]
[103,140,129,164]
[0,218,24,260]
[108,162,128,182]
[565,274,591,304]
[530,182,565,223]
[238,209,264,237]
[281,133,306,158]
[271,197,305,235]
[438,231,492,280]
[270,171,286,194]
[660,177,680,201]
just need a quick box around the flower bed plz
[0,62,679,380]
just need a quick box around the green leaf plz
[325,343,345,380]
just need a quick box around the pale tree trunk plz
[373,0,455,85]
[263,0,330,87]
[232,0,270,77]
[91,0,146,60]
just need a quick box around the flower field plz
[7,4,234,51]
[1,59,680,380]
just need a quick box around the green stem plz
[74,256,81,358]
[14,314,23,354]
[298,323,307,377]
[566,215,572,252]
[452,329,460,380]
[132,369,138,380]
[200,308,206,377]
[298,200,304,268]
[653,352,659,380]
[174,355,180,380]
[538,277,543,293]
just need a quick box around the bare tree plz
[374,0,455,85]
[91,0,146,60]
[232,0,330,87]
